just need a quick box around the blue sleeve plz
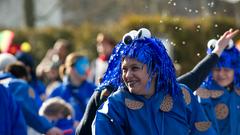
[21,102,53,133]
[93,111,124,135]
[92,95,126,135]
[36,80,46,95]
[8,79,53,133]
[30,79,46,95]
[9,90,28,135]
[0,84,27,135]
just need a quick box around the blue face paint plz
[74,57,89,76]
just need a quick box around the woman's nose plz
[125,70,133,78]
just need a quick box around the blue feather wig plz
[97,29,180,96]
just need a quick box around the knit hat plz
[74,57,89,76]
[15,52,34,69]
[0,53,17,71]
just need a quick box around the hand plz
[46,127,63,135]
[212,28,239,56]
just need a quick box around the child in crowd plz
[39,97,75,135]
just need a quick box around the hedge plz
[4,14,239,75]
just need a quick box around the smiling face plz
[212,67,234,87]
[121,57,155,98]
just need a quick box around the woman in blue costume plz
[92,28,217,135]
[49,52,96,124]
[195,29,240,135]
[0,83,27,135]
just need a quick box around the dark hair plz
[15,52,34,69]
[5,62,29,80]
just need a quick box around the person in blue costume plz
[195,29,240,135]
[0,53,63,135]
[39,97,75,135]
[4,61,43,109]
[0,83,27,135]
[48,52,96,124]
[16,51,46,105]
[92,28,217,135]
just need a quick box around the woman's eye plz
[132,66,141,71]
[122,68,127,72]
[223,68,232,72]
[213,68,220,72]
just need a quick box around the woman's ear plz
[59,65,66,79]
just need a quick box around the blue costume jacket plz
[29,79,46,108]
[0,84,27,135]
[195,81,240,135]
[0,72,53,134]
[49,78,96,121]
[93,84,216,135]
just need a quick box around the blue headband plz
[74,57,89,76]
[97,28,180,95]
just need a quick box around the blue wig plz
[206,42,240,88]
[97,28,180,95]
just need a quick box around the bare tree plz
[24,0,35,27]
